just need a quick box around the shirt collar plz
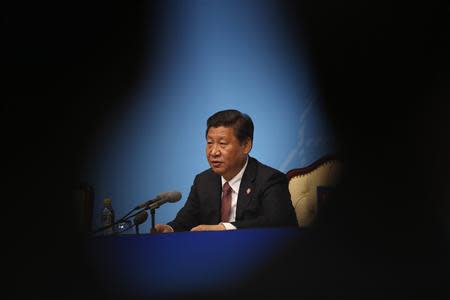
[221,156,249,192]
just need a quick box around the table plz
[87,227,304,298]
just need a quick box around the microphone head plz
[133,210,148,226]
[157,191,182,203]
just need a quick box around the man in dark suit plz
[154,109,298,232]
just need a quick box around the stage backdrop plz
[81,0,336,233]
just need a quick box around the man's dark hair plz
[206,109,254,144]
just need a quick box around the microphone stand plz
[147,201,162,234]
[150,208,156,233]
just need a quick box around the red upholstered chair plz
[286,155,342,227]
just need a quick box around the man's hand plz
[152,224,174,233]
[190,224,226,231]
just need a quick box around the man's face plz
[206,126,252,181]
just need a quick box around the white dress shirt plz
[220,157,249,230]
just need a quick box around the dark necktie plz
[221,182,232,222]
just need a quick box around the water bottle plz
[101,197,115,235]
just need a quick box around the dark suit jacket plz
[168,157,298,231]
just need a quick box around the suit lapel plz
[236,157,257,220]
[209,172,222,222]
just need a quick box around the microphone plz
[133,210,148,226]
[135,191,182,210]
[114,191,182,232]
[133,210,148,235]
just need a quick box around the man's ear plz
[243,138,252,154]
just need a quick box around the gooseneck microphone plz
[135,191,182,210]
[133,210,148,235]
[116,191,182,224]
[142,191,182,232]
[133,210,149,226]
